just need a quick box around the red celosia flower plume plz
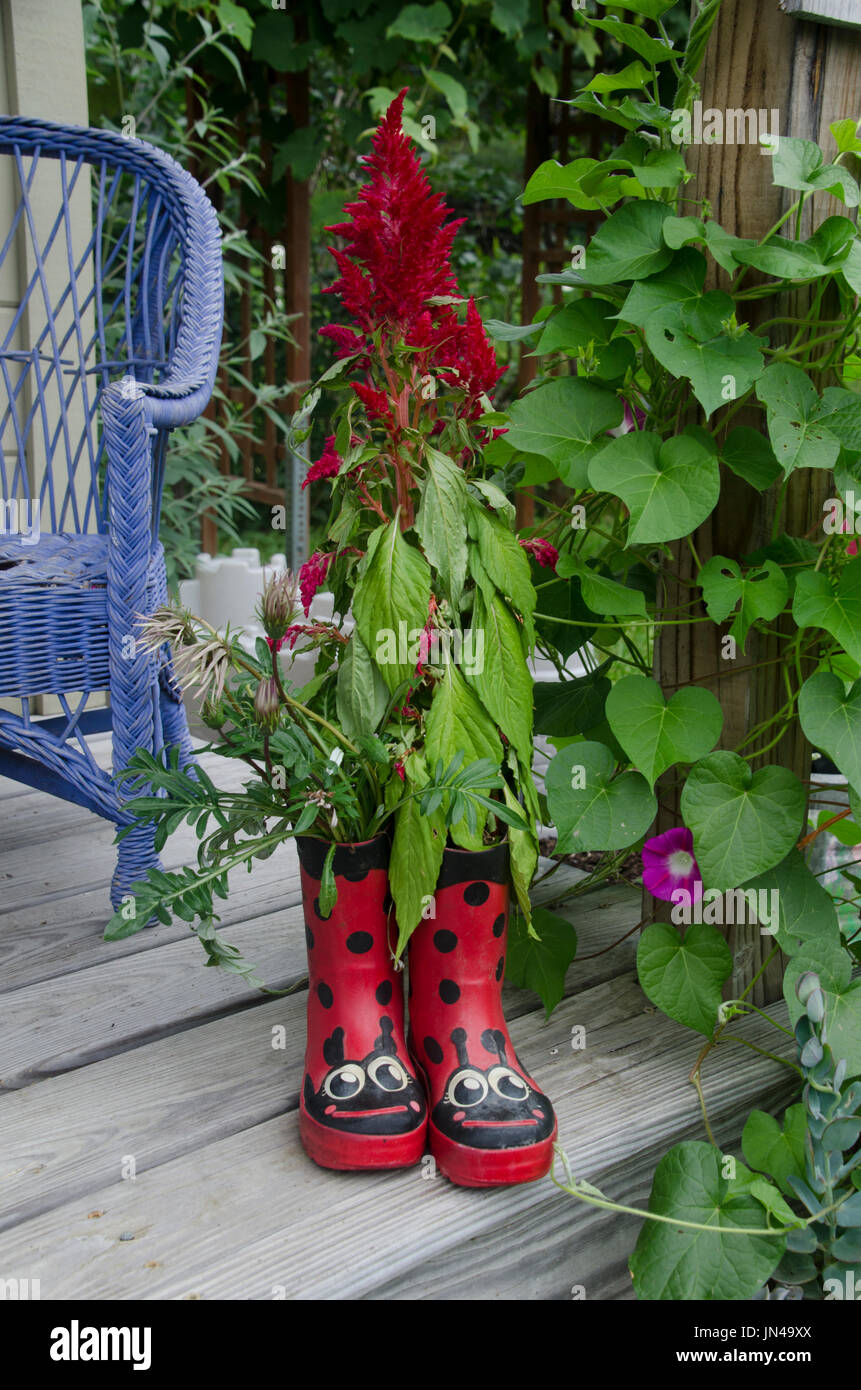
[302,436,342,490]
[323,89,465,340]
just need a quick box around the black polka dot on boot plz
[424,1036,444,1064]
[492,913,505,938]
[375,979,393,1006]
[464,882,490,906]
[305,924,314,950]
[317,982,333,1008]
[495,956,505,981]
[434,928,457,953]
[439,978,461,1004]
[346,930,373,953]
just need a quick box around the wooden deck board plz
[0,743,800,1300]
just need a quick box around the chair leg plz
[159,667,196,770]
[110,820,162,914]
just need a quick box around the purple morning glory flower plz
[642,827,703,903]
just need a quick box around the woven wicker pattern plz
[0,117,223,910]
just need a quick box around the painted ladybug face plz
[304,1015,426,1136]
[432,1027,555,1149]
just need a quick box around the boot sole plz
[299,1105,427,1171]
[427,1116,556,1187]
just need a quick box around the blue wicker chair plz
[0,117,223,910]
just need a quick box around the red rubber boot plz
[408,843,557,1187]
[296,834,427,1170]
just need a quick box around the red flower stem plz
[797,806,852,850]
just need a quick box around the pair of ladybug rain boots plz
[296,835,557,1187]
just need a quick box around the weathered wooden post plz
[652,0,861,1002]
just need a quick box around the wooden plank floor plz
[0,736,798,1300]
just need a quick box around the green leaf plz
[504,377,623,489]
[793,559,861,667]
[386,2,451,43]
[586,15,677,66]
[699,556,789,653]
[578,200,674,284]
[771,136,860,207]
[416,446,469,608]
[682,753,806,891]
[534,570,596,659]
[523,158,619,211]
[536,297,617,355]
[745,850,841,956]
[756,363,843,476]
[489,0,528,38]
[216,0,254,49]
[425,664,502,850]
[742,1106,807,1200]
[799,672,861,794]
[584,59,652,92]
[721,427,782,491]
[319,843,338,918]
[464,585,533,769]
[390,754,446,953]
[831,119,861,156]
[533,666,612,738]
[630,1143,785,1300]
[469,503,536,635]
[637,921,732,1036]
[506,907,578,1017]
[556,555,646,618]
[618,247,706,328]
[335,631,389,740]
[421,67,467,122]
[353,520,431,693]
[606,676,723,787]
[545,740,657,853]
[644,304,765,417]
[588,430,720,544]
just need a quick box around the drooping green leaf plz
[606,676,723,787]
[416,446,469,608]
[533,665,612,738]
[390,754,446,954]
[506,906,578,1017]
[545,740,657,853]
[742,1107,808,1200]
[681,752,807,890]
[555,554,646,619]
[745,850,842,957]
[637,921,732,1036]
[465,584,533,768]
[699,556,789,653]
[799,672,861,794]
[793,559,861,667]
[536,297,617,355]
[335,631,389,740]
[353,520,431,693]
[588,429,720,544]
[504,377,624,489]
[469,503,536,636]
[721,427,782,491]
[630,1143,786,1300]
[584,59,652,92]
[534,569,596,658]
[425,664,502,851]
[522,157,625,211]
[586,15,677,66]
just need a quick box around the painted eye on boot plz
[445,1070,488,1107]
[324,1065,365,1100]
[367,1056,409,1092]
[488,1067,529,1101]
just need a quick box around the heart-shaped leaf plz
[637,921,732,1036]
[793,558,861,667]
[742,1106,807,1199]
[577,198,674,283]
[645,304,765,417]
[721,427,782,491]
[630,1143,785,1300]
[744,850,841,956]
[505,906,578,1018]
[556,554,646,617]
[756,363,842,476]
[504,377,624,488]
[771,136,860,207]
[681,752,806,890]
[618,247,706,327]
[605,675,723,786]
[588,429,720,543]
[799,671,861,794]
[545,740,656,853]
[699,556,789,653]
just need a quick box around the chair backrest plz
[0,117,221,537]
